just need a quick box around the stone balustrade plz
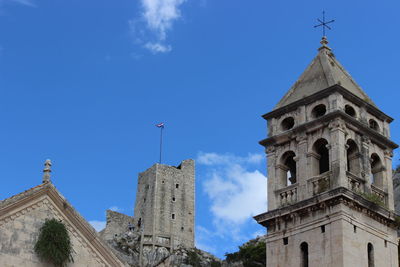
[346,171,365,192]
[308,171,332,195]
[276,184,297,207]
[371,184,387,205]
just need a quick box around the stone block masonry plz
[134,159,195,251]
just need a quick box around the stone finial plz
[42,159,52,183]
[318,36,331,51]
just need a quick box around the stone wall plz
[100,210,135,243]
[265,201,398,267]
[133,159,195,250]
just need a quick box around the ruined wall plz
[133,159,195,249]
[100,210,135,243]
[0,195,115,267]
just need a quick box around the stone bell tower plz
[254,37,399,267]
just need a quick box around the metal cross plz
[314,11,335,37]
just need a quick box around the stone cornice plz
[0,182,126,267]
[254,187,398,229]
[259,110,398,149]
[262,84,394,123]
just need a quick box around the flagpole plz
[159,126,163,164]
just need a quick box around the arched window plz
[279,151,297,186]
[300,242,309,267]
[312,139,330,175]
[370,154,384,187]
[345,105,356,117]
[367,243,374,267]
[369,119,379,131]
[312,104,327,118]
[346,140,360,176]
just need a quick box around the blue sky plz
[1,0,400,259]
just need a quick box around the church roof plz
[274,37,376,110]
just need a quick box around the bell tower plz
[254,37,399,267]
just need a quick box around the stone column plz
[361,136,372,192]
[384,150,394,210]
[329,118,348,188]
[296,133,308,201]
[266,146,277,211]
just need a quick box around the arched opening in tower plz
[346,139,360,176]
[280,151,297,186]
[370,153,383,187]
[313,139,330,175]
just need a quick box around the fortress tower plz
[254,38,399,266]
[134,159,195,256]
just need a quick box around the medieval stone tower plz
[134,159,195,255]
[254,37,399,267]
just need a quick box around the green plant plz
[394,215,400,228]
[225,240,266,267]
[186,249,201,267]
[359,192,385,207]
[34,218,74,267]
[210,259,222,267]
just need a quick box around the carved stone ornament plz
[361,136,371,144]
[384,150,393,158]
[266,146,276,154]
[328,118,346,132]
[295,133,307,143]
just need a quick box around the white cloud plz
[252,229,265,239]
[144,42,172,53]
[198,152,267,240]
[0,0,35,7]
[141,0,186,40]
[109,206,124,212]
[132,0,186,53]
[197,152,264,166]
[89,220,106,232]
[195,226,217,254]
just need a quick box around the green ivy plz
[34,218,74,267]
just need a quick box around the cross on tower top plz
[314,11,335,37]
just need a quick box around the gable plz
[0,183,125,267]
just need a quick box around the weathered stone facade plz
[134,159,195,253]
[255,37,399,267]
[0,181,126,267]
[100,210,136,243]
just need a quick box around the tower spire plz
[42,159,52,183]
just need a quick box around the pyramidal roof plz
[274,37,375,109]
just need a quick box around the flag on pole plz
[156,122,165,128]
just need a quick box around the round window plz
[281,117,295,131]
[311,104,327,118]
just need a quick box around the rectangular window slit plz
[283,237,288,245]
[321,225,325,233]
[353,225,357,233]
